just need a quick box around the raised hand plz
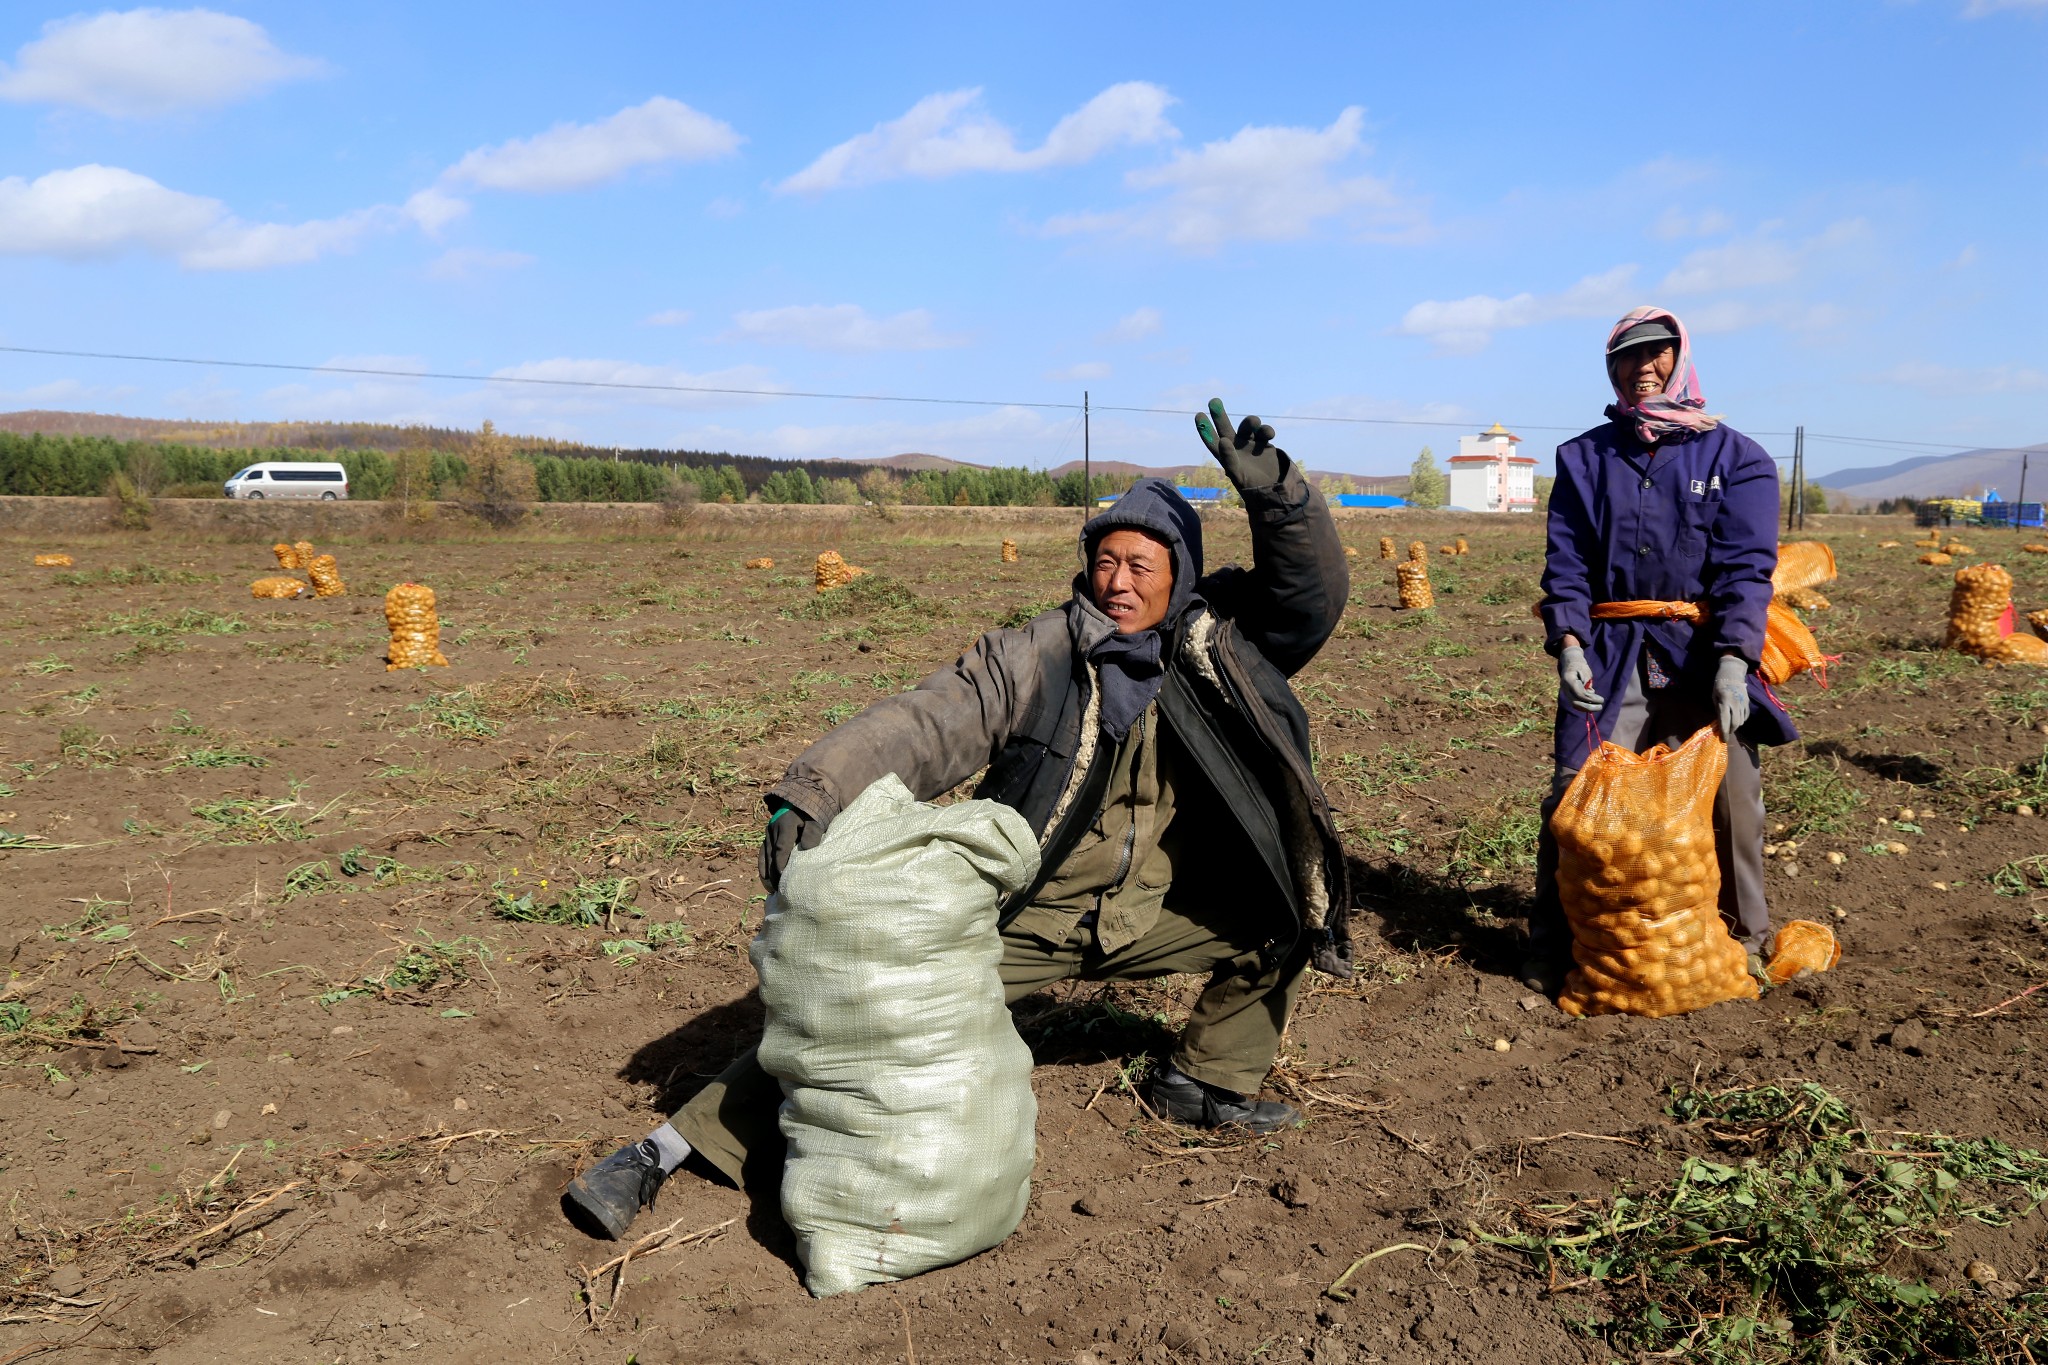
[1193,397,1284,490]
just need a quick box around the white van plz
[224,461,350,500]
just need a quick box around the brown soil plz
[3,513,2047,1364]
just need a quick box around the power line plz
[0,344,1081,413]
[0,341,2034,460]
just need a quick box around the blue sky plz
[0,1,2041,478]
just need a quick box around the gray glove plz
[1193,397,1284,489]
[1558,644,1604,713]
[758,803,823,894]
[1713,654,1752,738]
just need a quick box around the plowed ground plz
[4,514,2047,1364]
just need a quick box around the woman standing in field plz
[1523,306,1794,993]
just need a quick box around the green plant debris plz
[492,875,637,928]
[1992,856,2048,898]
[318,933,491,1005]
[170,746,267,769]
[1767,757,1867,838]
[408,689,502,740]
[91,607,246,639]
[1478,1081,2048,1362]
[189,785,337,844]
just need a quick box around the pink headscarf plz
[1605,306,1720,445]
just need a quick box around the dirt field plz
[4,509,2048,1364]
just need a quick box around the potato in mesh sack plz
[32,553,72,568]
[744,556,774,570]
[1771,540,1836,596]
[1407,540,1427,563]
[1378,536,1395,560]
[1396,560,1433,610]
[2030,608,2048,643]
[813,550,867,592]
[1000,538,1018,563]
[293,540,316,568]
[1554,726,1758,1018]
[250,576,307,600]
[754,775,1039,1298]
[384,582,449,670]
[2024,543,2048,555]
[306,553,346,598]
[1919,552,1953,566]
[1944,562,2033,664]
[272,542,301,571]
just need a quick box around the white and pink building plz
[1448,423,1538,513]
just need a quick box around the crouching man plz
[565,401,1354,1240]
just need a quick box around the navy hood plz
[1078,477,1204,627]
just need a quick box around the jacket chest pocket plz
[1678,497,1720,553]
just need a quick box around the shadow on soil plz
[1348,851,1532,978]
[1805,739,1944,786]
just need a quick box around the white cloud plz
[1042,107,1424,253]
[0,7,321,117]
[1657,219,1866,293]
[1046,361,1111,383]
[486,357,784,413]
[1395,264,1639,353]
[778,82,1176,194]
[668,405,1077,464]
[0,163,400,269]
[1876,361,2048,395]
[1651,207,1734,240]
[722,304,967,352]
[642,308,693,326]
[425,247,534,280]
[1963,0,2048,14]
[403,186,469,235]
[1102,306,1162,342]
[1943,244,1980,271]
[444,96,742,194]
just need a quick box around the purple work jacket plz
[1538,418,1797,770]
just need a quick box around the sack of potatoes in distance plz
[1553,726,1758,1018]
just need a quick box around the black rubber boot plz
[1147,1067,1300,1134]
[562,1139,667,1240]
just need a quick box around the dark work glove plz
[1713,655,1752,738]
[1559,644,1605,713]
[758,804,823,894]
[1193,397,1285,490]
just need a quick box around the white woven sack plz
[752,773,1041,1298]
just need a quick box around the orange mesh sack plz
[2024,544,2048,555]
[1455,537,1469,555]
[384,583,449,671]
[1555,726,1758,1019]
[32,553,72,568]
[1407,541,1427,563]
[1781,587,1831,611]
[1765,919,1843,986]
[1395,560,1433,610]
[1771,541,1837,596]
[1760,601,1827,684]
[306,553,346,598]
[814,550,866,592]
[1000,539,1019,564]
[293,540,316,569]
[272,542,301,571]
[250,576,307,600]
[1919,552,1953,566]
[1946,563,2011,657]
[2029,608,2048,643]
[1438,543,1458,556]
[1378,536,1395,560]
[1945,541,1973,556]
[1987,633,2048,667]
[744,556,775,570]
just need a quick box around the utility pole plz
[1790,426,1806,531]
[1083,390,1091,513]
[2018,451,2031,533]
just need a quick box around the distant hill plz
[1820,442,2048,504]
[0,410,520,453]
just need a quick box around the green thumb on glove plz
[1194,398,1284,490]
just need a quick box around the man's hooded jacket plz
[766,467,1354,977]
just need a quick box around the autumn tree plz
[457,420,537,527]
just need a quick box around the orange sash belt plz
[1590,599,1707,622]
